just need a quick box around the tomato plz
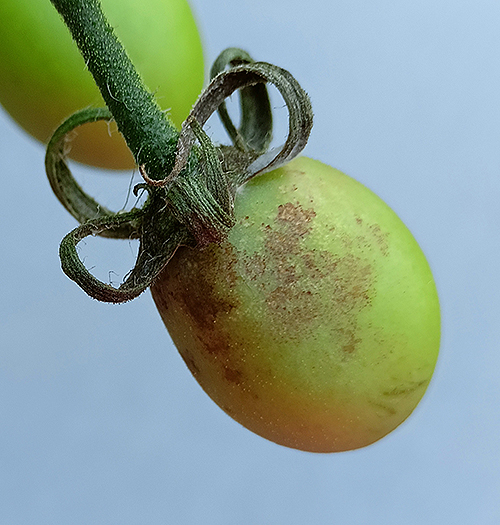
[151,156,440,453]
[0,0,204,169]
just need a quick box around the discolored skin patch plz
[238,201,374,350]
[162,199,377,371]
[369,223,389,256]
[335,327,363,356]
[160,244,239,355]
[154,240,268,398]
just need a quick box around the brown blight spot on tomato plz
[156,242,258,397]
[369,224,390,256]
[275,202,316,236]
[162,245,240,355]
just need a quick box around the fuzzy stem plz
[50,0,178,177]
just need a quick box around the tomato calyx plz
[47,48,313,303]
[47,1,312,303]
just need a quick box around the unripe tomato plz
[151,157,440,452]
[0,0,203,169]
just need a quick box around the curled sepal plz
[171,59,314,188]
[51,50,314,304]
[166,118,235,246]
[45,107,139,239]
[139,118,234,247]
[210,48,273,153]
[59,198,189,303]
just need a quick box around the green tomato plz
[0,0,203,169]
[151,156,440,452]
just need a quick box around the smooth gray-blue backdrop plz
[1,0,499,523]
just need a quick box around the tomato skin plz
[151,156,440,452]
[0,0,204,169]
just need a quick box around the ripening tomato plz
[0,0,204,169]
[151,156,440,453]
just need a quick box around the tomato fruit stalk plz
[0,0,203,169]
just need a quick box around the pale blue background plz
[1,0,499,523]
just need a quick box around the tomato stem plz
[44,32,314,302]
[49,0,178,179]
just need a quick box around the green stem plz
[50,0,178,177]
[46,39,314,302]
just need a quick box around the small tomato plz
[151,156,440,452]
[0,0,204,169]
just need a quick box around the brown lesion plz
[245,202,322,337]
[335,328,363,356]
[368,400,398,417]
[330,255,372,308]
[158,244,241,362]
[224,367,244,384]
[369,224,389,256]
[265,202,316,259]
[276,202,316,233]
[180,272,235,335]
[352,216,390,257]
[170,245,239,331]
[157,197,378,385]
[382,380,429,397]
[237,201,375,351]
[182,350,201,378]
[157,243,253,390]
